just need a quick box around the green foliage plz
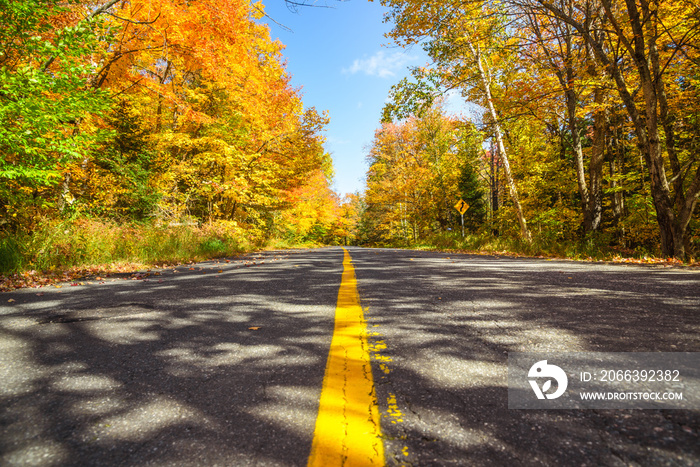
[0,236,23,272]
[457,162,486,231]
[0,0,111,227]
[91,99,159,219]
[382,69,442,122]
[0,3,110,166]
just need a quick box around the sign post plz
[453,199,470,238]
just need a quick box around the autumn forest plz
[371,0,700,260]
[1,0,699,281]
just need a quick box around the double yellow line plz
[308,248,385,466]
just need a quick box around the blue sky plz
[261,0,428,196]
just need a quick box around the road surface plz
[1,247,699,466]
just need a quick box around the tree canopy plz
[371,0,700,259]
[1,0,345,245]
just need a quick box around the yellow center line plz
[308,248,384,467]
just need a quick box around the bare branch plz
[104,11,161,26]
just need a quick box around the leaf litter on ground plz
[1,252,293,292]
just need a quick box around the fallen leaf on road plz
[7,299,15,303]
[248,327,261,330]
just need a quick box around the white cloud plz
[443,89,484,120]
[327,136,350,146]
[342,50,416,79]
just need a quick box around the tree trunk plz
[566,87,590,230]
[528,9,604,234]
[535,0,700,259]
[609,157,624,224]
[588,88,606,232]
[469,42,532,242]
[490,142,499,214]
[155,61,172,133]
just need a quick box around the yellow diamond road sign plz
[454,199,469,215]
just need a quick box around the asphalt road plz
[1,247,699,466]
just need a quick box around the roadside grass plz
[391,231,697,266]
[3,221,696,292]
[0,218,261,290]
[263,237,325,251]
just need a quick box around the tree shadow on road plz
[352,248,700,466]
[1,248,344,466]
